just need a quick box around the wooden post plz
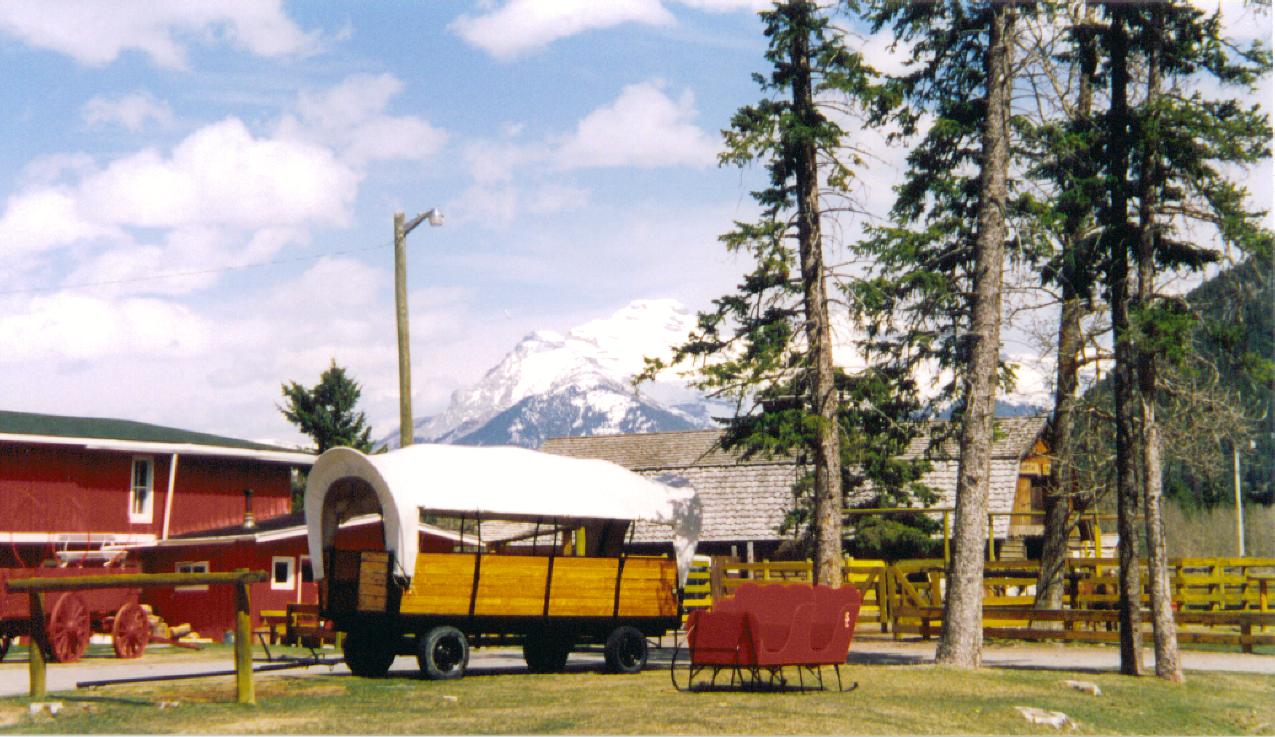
[235,581,255,705]
[28,592,46,699]
[943,511,951,566]
[1259,579,1269,633]
[708,557,725,602]
[987,513,997,561]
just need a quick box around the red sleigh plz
[672,582,861,691]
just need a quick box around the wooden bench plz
[283,603,338,649]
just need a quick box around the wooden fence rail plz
[6,570,267,704]
[701,556,1275,652]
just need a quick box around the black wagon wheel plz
[0,634,11,662]
[417,626,469,680]
[603,625,648,675]
[111,602,150,659]
[523,632,572,673]
[343,627,397,678]
[46,592,92,663]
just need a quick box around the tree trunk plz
[789,2,843,587]
[936,2,1015,668]
[1035,1,1098,616]
[1135,4,1183,683]
[1106,6,1143,677]
[1034,294,1083,615]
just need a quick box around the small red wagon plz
[0,566,149,663]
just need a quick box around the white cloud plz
[555,81,718,170]
[0,0,318,69]
[276,74,448,166]
[0,293,210,363]
[463,138,550,185]
[859,31,916,77]
[82,92,174,131]
[450,183,590,227]
[451,0,675,60]
[674,0,770,11]
[0,187,121,260]
[75,118,359,231]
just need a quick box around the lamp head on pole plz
[424,208,444,227]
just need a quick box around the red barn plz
[137,514,465,640]
[0,410,312,566]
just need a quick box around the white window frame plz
[271,556,296,591]
[175,561,209,591]
[129,456,155,524]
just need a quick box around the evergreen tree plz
[280,359,375,454]
[1017,0,1107,619]
[853,0,1020,669]
[643,1,928,583]
[1096,0,1270,681]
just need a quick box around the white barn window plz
[129,457,154,523]
[271,556,296,590]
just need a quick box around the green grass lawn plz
[2,661,1272,734]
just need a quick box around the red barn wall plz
[139,525,454,640]
[0,441,292,540]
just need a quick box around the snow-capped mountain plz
[380,299,724,449]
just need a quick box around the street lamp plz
[395,208,444,449]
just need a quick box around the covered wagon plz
[305,444,700,679]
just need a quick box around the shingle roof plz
[542,415,1047,468]
[542,415,1048,543]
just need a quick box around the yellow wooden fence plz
[692,556,1275,652]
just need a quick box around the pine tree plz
[1018,0,1107,618]
[280,359,375,454]
[854,0,1020,669]
[1096,0,1271,680]
[643,1,927,584]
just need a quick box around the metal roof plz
[0,409,314,465]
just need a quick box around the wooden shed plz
[541,415,1050,560]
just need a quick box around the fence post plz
[943,511,950,566]
[27,592,46,699]
[987,513,997,561]
[235,579,255,705]
[708,557,725,602]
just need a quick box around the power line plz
[0,239,394,297]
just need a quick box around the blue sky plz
[0,1,1269,446]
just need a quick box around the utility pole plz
[394,208,444,449]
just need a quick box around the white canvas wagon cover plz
[305,444,701,584]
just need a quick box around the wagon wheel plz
[46,593,92,663]
[0,635,11,662]
[111,602,150,659]
[603,625,648,675]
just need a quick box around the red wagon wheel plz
[111,602,150,659]
[46,592,91,663]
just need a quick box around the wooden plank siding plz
[399,553,677,619]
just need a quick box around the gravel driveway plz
[0,635,1270,698]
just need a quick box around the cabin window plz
[129,457,155,523]
[175,561,209,591]
[300,556,314,584]
[271,556,296,590]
